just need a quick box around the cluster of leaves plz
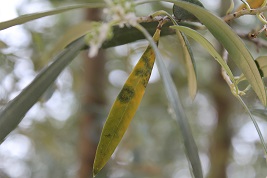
[1,0,267,178]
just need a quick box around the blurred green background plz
[0,0,267,178]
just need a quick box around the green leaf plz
[0,37,85,143]
[255,56,267,77]
[168,0,266,105]
[93,28,161,177]
[173,0,204,21]
[0,3,105,31]
[148,10,198,99]
[176,31,197,99]
[236,96,267,159]
[135,23,203,178]
[171,25,237,89]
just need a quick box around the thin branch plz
[238,32,267,49]
[223,6,267,22]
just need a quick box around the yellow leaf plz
[93,28,161,177]
[236,0,264,11]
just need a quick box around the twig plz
[223,6,267,22]
[136,15,164,23]
[238,32,267,49]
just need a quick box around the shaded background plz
[0,0,267,178]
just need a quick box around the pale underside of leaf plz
[93,28,161,177]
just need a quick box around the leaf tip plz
[93,165,100,177]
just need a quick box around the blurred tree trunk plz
[207,2,233,178]
[207,79,233,178]
[77,8,106,178]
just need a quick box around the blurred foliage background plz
[1,0,267,178]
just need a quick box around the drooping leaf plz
[176,31,197,99]
[168,0,267,105]
[236,96,267,158]
[173,0,204,21]
[255,56,267,77]
[135,23,203,178]
[93,28,161,177]
[149,10,198,99]
[0,37,85,143]
[171,25,237,90]
[0,3,105,31]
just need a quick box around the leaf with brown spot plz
[93,28,161,177]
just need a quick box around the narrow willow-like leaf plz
[255,56,267,77]
[0,37,85,143]
[135,24,203,178]
[170,0,267,106]
[173,0,204,21]
[171,25,237,89]
[136,0,267,106]
[157,10,198,99]
[0,3,105,31]
[176,31,197,99]
[93,28,161,177]
[235,96,267,158]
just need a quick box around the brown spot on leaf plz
[104,133,112,138]
[118,86,135,103]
